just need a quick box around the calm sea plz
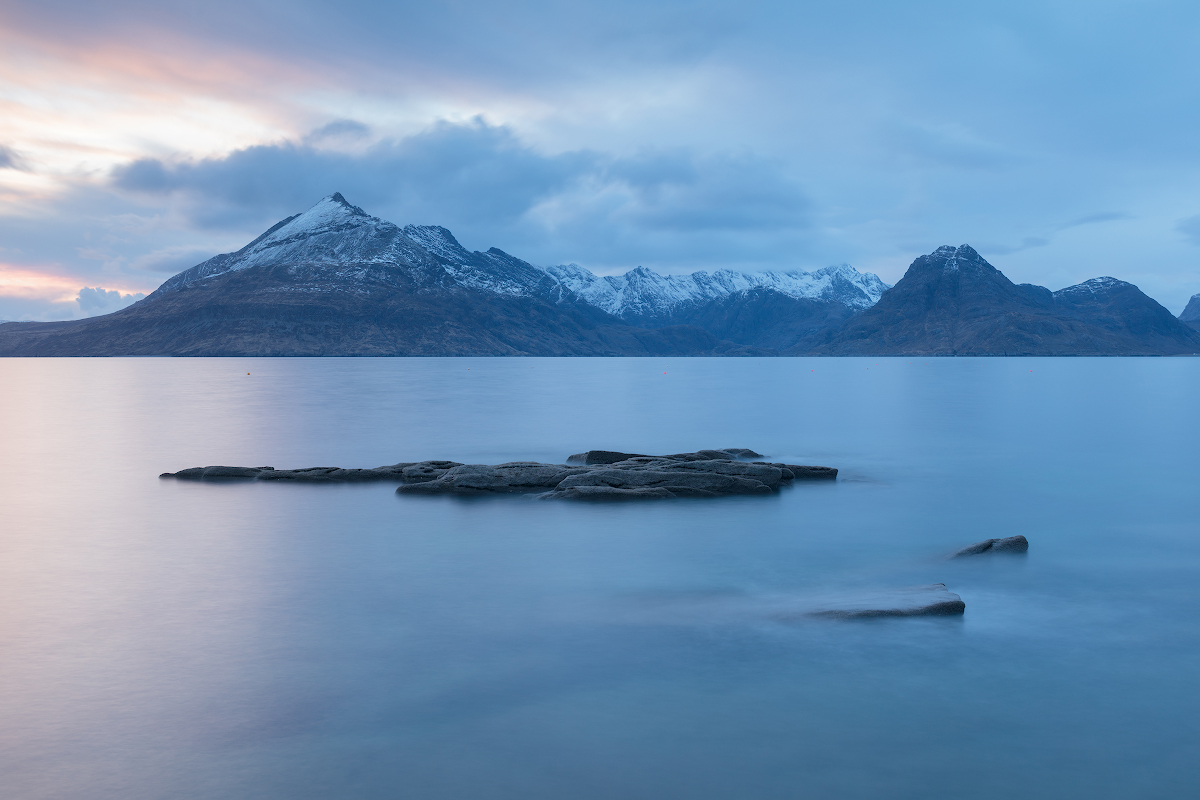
[1,357,1198,799]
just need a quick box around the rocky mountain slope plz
[808,245,1200,355]
[0,195,754,356]
[0,194,880,356]
[541,261,886,350]
[2,196,1194,357]
[1181,293,1200,330]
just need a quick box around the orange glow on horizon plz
[0,263,146,303]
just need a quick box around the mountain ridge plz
[808,245,1200,356]
[2,195,1196,356]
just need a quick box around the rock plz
[549,467,772,497]
[721,448,764,458]
[546,486,677,500]
[809,584,966,618]
[160,449,837,500]
[773,464,838,480]
[397,463,590,495]
[567,450,650,465]
[951,535,1029,557]
[160,465,266,479]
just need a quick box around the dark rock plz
[160,465,264,479]
[160,449,836,500]
[544,486,677,500]
[397,463,590,495]
[663,449,737,461]
[809,584,966,618]
[567,450,650,465]
[951,535,1029,557]
[722,448,764,458]
[761,463,838,480]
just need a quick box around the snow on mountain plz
[153,193,443,296]
[1053,277,1126,298]
[400,225,552,297]
[541,262,888,318]
[152,193,888,317]
[1181,293,1200,323]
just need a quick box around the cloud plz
[1061,212,1131,229]
[303,119,371,147]
[1177,215,1200,246]
[887,123,1017,171]
[602,151,809,232]
[0,263,146,320]
[975,213,1131,258]
[979,237,1050,256]
[109,118,813,267]
[126,245,216,273]
[6,0,1200,313]
[75,286,144,316]
[0,145,25,170]
[112,118,595,229]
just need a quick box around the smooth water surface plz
[1,357,1198,799]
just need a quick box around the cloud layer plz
[2,0,1200,316]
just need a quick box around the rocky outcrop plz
[808,584,966,618]
[566,448,763,464]
[161,461,464,482]
[160,449,837,499]
[951,535,1029,557]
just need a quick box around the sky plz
[2,0,1199,320]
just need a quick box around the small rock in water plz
[951,535,1029,558]
[808,584,966,619]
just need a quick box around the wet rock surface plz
[807,584,966,619]
[951,535,1029,557]
[160,449,836,499]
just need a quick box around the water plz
[1,357,1197,799]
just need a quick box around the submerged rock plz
[808,584,966,619]
[951,535,1029,558]
[160,449,837,500]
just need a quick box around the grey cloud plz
[888,124,1017,171]
[1061,212,1131,229]
[979,237,1050,256]
[1178,215,1200,246]
[76,286,145,316]
[113,118,596,229]
[127,245,217,273]
[5,0,739,91]
[303,119,371,146]
[0,145,25,170]
[605,152,809,232]
[110,119,812,261]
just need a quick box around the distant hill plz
[805,245,1200,356]
[1181,293,1200,331]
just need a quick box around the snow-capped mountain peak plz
[401,225,473,265]
[1053,276,1126,297]
[540,261,888,319]
[150,193,888,322]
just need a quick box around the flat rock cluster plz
[160,448,838,500]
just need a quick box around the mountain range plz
[1,194,1197,356]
